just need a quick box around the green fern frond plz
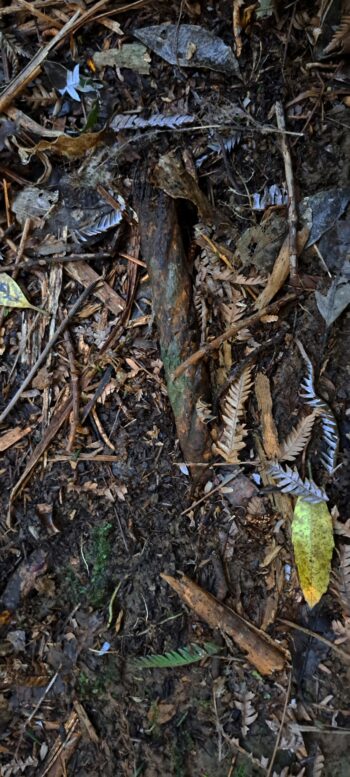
[131,642,219,670]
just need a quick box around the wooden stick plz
[63,327,80,452]
[275,101,298,281]
[161,573,288,675]
[0,280,98,425]
[173,292,297,379]
[0,10,81,112]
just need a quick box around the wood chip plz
[0,425,31,452]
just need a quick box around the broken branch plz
[275,101,298,282]
[173,293,297,379]
[161,573,288,675]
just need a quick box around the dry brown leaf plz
[255,372,280,459]
[233,0,245,58]
[21,129,111,161]
[331,617,350,646]
[213,366,253,463]
[255,227,309,310]
[64,261,124,315]
[279,411,318,462]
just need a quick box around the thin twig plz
[91,406,115,450]
[279,618,350,662]
[2,252,111,272]
[0,10,81,112]
[181,471,240,516]
[173,293,297,379]
[16,217,32,261]
[266,671,292,777]
[2,178,12,227]
[275,101,298,281]
[0,280,99,425]
[63,327,80,452]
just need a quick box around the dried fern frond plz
[246,496,266,516]
[131,642,219,670]
[332,617,350,646]
[333,518,350,538]
[194,291,208,345]
[324,15,350,53]
[213,366,253,463]
[196,397,216,424]
[220,299,246,326]
[296,339,339,473]
[332,544,350,617]
[0,31,30,78]
[312,747,325,777]
[234,273,267,286]
[279,412,318,462]
[268,463,328,504]
[234,691,258,737]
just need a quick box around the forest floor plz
[0,1,350,776]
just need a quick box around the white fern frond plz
[279,412,318,462]
[234,691,258,737]
[268,463,328,504]
[214,367,253,463]
[296,339,339,473]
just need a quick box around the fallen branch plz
[173,293,297,379]
[275,101,298,282]
[161,573,288,675]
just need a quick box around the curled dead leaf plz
[19,129,113,161]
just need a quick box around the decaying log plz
[135,182,212,477]
[161,572,288,675]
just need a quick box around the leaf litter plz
[0,1,349,776]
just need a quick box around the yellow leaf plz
[0,273,46,314]
[292,497,334,608]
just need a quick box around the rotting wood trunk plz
[135,181,211,478]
